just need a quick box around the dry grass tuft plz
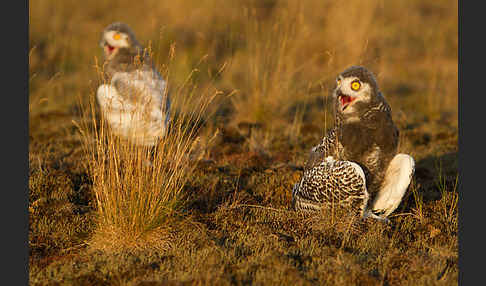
[74,51,225,251]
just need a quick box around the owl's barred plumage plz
[97,22,170,147]
[293,157,369,217]
[292,66,415,222]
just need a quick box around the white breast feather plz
[97,69,169,147]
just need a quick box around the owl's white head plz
[333,66,379,115]
[99,22,140,60]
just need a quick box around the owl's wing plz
[361,94,399,153]
[362,93,394,129]
[97,84,135,113]
[369,153,415,217]
[112,70,165,103]
[293,159,369,216]
[305,127,339,170]
[111,69,170,120]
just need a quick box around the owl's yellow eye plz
[113,33,121,40]
[337,79,341,86]
[351,80,361,91]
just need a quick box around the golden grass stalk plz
[75,51,224,251]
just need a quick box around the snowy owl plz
[97,22,170,147]
[292,66,415,222]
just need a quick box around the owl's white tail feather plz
[370,154,415,217]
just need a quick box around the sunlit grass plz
[75,50,225,251]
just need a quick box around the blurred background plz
[29,0,457,138]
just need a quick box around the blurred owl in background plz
[97,22,170,147]
[292,66,415,222]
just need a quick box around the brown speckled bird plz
[97,22,170,147]
[292,66,415,222]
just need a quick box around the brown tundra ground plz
[29,1,458,285]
